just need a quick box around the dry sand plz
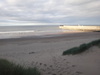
[0,32,100,75]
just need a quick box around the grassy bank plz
[0,59,40,75]
[62,39,100,55]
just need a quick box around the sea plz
[0,25,68,39]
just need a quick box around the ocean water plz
[0,25,66,39]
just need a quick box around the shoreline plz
[0,31,99,41]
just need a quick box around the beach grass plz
[63,39,100,55]
[98,43,100,48]
[0,59,40,75]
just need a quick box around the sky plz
[0,0,100,26]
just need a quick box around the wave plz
[0,30,35,34]
[0,30,35,39]
[0,30,64,39]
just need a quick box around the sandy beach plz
[0,32,100,75]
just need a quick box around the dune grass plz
[63,39,100,55]
[0,59,40,75]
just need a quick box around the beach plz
[0,32,100,75]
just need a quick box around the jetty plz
[59,25,100,31]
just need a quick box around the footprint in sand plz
[50,65,53,68]
[72,65,76,67]
[29,52,35,54]
[76,71,83,74]
[40,63,42,65]
[31,57,82,75]
[52,74,56,75]
[44,64,47,66]
[41,69,45,72]
[47,72,51,74]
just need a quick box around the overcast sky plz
[0,0,100,26]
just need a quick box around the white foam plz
[0,30,35,34]
[0,30,35,39]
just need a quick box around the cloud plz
[0,0,100,25]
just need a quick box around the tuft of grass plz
[62,39,100,55]
[0,59,41,75]
[97,43,100,48]
[63,47,78,55]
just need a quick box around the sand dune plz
[0,32,100,75]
